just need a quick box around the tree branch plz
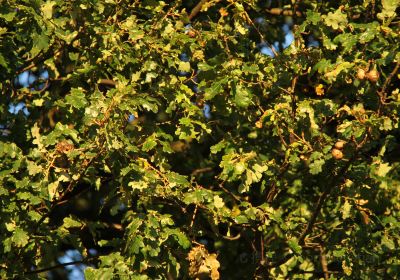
[319,247,329,280]
[298,186,332,244]
[189,0,208,21]
[267,148,363,269]
[98,79,117,87]
[266,8,303,17]
[191,167,213,176]
[25,259,92,275]
[378,60,400,109]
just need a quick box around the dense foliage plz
[1,0,400,279]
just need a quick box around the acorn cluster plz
[332,140,345,160]
[356,68,379,83]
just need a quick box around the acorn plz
[187,29,196,38]
[356,68,366,80]
[334,140,345,149]
[332,148,343,160]
[366,69,379,83]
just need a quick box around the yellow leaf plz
[219,8,229,17]
[315,84,325,96]
[41,1,56,19]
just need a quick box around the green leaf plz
[233,84,252,108]
[213,195,224,208]
[235,215,248,224]
[48,181,59,200]
[288,238,302,254]
[377,0,400,22]
[85,267,114,280]
[0,12,16,22]
[166,172,189,187]
[178,61,190,72]
[0,53,8,68]
[63,217,83,228]
[66,88,87,109]
[324,61,353,82]
[375,162,392,177]
[341,200,352,220]
[323,9,348,30]
[204,77,228,100]
[309,159,325,175]
[32,98,45,107]
[12,228,29,247]
[142,136,157,151]
[381,234,395,250]
[306,10,321,25]
[27,160,42,176]
[210,140,226,154]
[41,1,56,19]
[183,189,207,204]
[234,21,247,35]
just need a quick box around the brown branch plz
[293,270,341,276]
[266,253,294,268]
[98,79,117,87]
[377,60,400,110]
[189,0,208,21]
[319,247,329,280]
[260,234,265,265]
[266,8,303,17]
[190,205,198,228]
[290,76,298,119]
[16,41,63,76]
[35,144,105,231]
[276,125,288,147]
[242,10,279,57]
[221,232,241,240]
[25,259,94,275]
[267,144,365,269]
[218,183,241,203]
[298,186,332,244]
[191,167,213,176]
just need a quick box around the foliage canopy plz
[1,0,400,279]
